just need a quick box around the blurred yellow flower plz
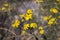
[48,18,56,25]
[50,8,58,13]
[4,3,9,7]
[53,8,58,13]
[25,14,32,21]
[39,0,44,2]
[30,23,37,28]
[24,23,29,30]
[27,9,33,14]
[12,20,20,28]
[1,7,6,11]
[50,18,56,22]
[21,31,26,35]
[39,26,43,30]
[43,16,48,21]
[48,21,54,25]
[39,29,44,35]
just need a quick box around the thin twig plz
[0,27,17,36]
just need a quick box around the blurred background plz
[0,0,60,40]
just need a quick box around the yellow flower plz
[39,29,44,35]
[48,21,54,25]
[12,20,20,28]
[48,18,56,25]
[50,8,58,13]
[25,14,32,21]
[4,3,9,7]
[1,7,7,12]
[50,18,56,22]
[39,0,44,2]
[27,9,33,14]
[39,26,43,30]
[53,8,58,13]
[24,23,29,30]
[30,23,37,28]
[2,7,5,10]
[43,16,48,21]
[21,31,26,35]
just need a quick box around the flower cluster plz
[43,15,56,25]
[23,22,37,30]
[0,3,12,12]
[19,9,33,21]
[48,18,56,25]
